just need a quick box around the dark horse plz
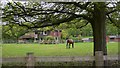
[66,38,74,48]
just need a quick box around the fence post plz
[26,52,35,68]
[95,51,104,68]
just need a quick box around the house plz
[18,30,62,43]
[18,32,35,43]
[108,35,120,42]
[81,38,89,42]
[81,38,93,42]
[39,30,62,44]
[116,36,120,42]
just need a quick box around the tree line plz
[2,20,118,42]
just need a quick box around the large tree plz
[2,1,120,66]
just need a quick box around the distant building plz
[39,30,62,44]
[81,37,109,43]
[18,32,35,43]
[81,38,93,42]
[109,35,120,42]
[18,30,62,43]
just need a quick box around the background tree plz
[80,23,92,37]
[57,19,90,38]
[2,24,28,43]
[106,23,118,35]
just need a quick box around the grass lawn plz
[1,42,118,57]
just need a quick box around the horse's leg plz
[66,43,68,49]
[72,43,74,48]
[69,43,70,48]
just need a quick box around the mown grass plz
[1,42,118,57]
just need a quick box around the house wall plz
[50,31,61,37]
[109,38,120,42]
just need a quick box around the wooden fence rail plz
[1,53,119,68]
[2,56,118,63]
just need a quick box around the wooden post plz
[26,52,35,68]
[103,55,108,67]
[95,51,104,68]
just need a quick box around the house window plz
[35,34,38,38]
[43,31,47,35]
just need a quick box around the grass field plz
[1,42,118,57]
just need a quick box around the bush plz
[43,36,55,44]
[44,36,54,40]
[69,36,82,43]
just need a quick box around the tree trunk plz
[91,2,107,67]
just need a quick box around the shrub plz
[44,36,54,40]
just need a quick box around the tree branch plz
[30,15,78,28]
[4,2,93,29]
[25,8,78,16]
[107,14,114,24]
[77,14,92,23]
[9,18,32,29]
[106,9,118,15]
[49,2,76,4]
[76,22,89,29]
[28,8,91,22]
[13,2,27,13]
[73,2,90,9]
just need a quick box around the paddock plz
[2,42,118,57]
